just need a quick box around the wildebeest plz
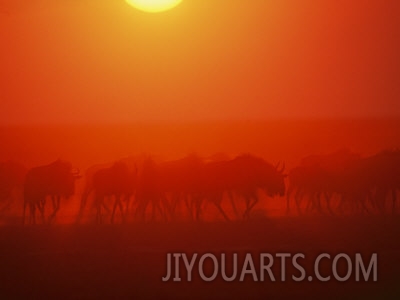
[337,149,400,214]
[23,160,81,224]
[196,154,286,220]
[135,157,166,221]
[135,154,204,221]
[78,156,145,224]
[286,149,361,214]
[155,154,205,220]
[373,149,400,212]
[133,154,286,222]
[91,161,136,224]
[0,161,27,213]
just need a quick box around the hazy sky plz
[1,0,399,123]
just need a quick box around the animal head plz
[50,160,81,198]
[234,154,286,197]
[266,161,286,197]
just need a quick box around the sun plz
[125,0,182,13]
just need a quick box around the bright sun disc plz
[125,0,182,13]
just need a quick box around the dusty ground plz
[0,216,399,299]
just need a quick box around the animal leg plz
[38,200,45,224]
[195,198,203,221]
[95,196,103,224]
[78,187,92,223]
[31,203,36,225]
[215,202,230,221]
[227,191,239,219]
[314,192,324,214]
[324,192,334,215]
[111,195,119,224]
[49,196,60,223]
[124,195,131,221]
[286,185,295,214]
[243,194,259,219]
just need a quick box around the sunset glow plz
[125,0,182,13]
[1,1,399,123]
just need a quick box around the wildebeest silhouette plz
[373,149,400,212]
[0,161,27,213]
[91,161,136,224]
[134,157,164,221]
[134,154,248,222]
[337,149,400,214]
[134,154,286,221]
[78,155,147,223]
[23,160,81,224]
[286,149,361,214]
[197,154,286,220]
[155,154,204,220]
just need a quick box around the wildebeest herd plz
[0,148,399,225]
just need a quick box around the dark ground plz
[0,216,400,299]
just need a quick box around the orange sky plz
[1,0,399,124]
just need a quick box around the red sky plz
[1,0,399,124]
